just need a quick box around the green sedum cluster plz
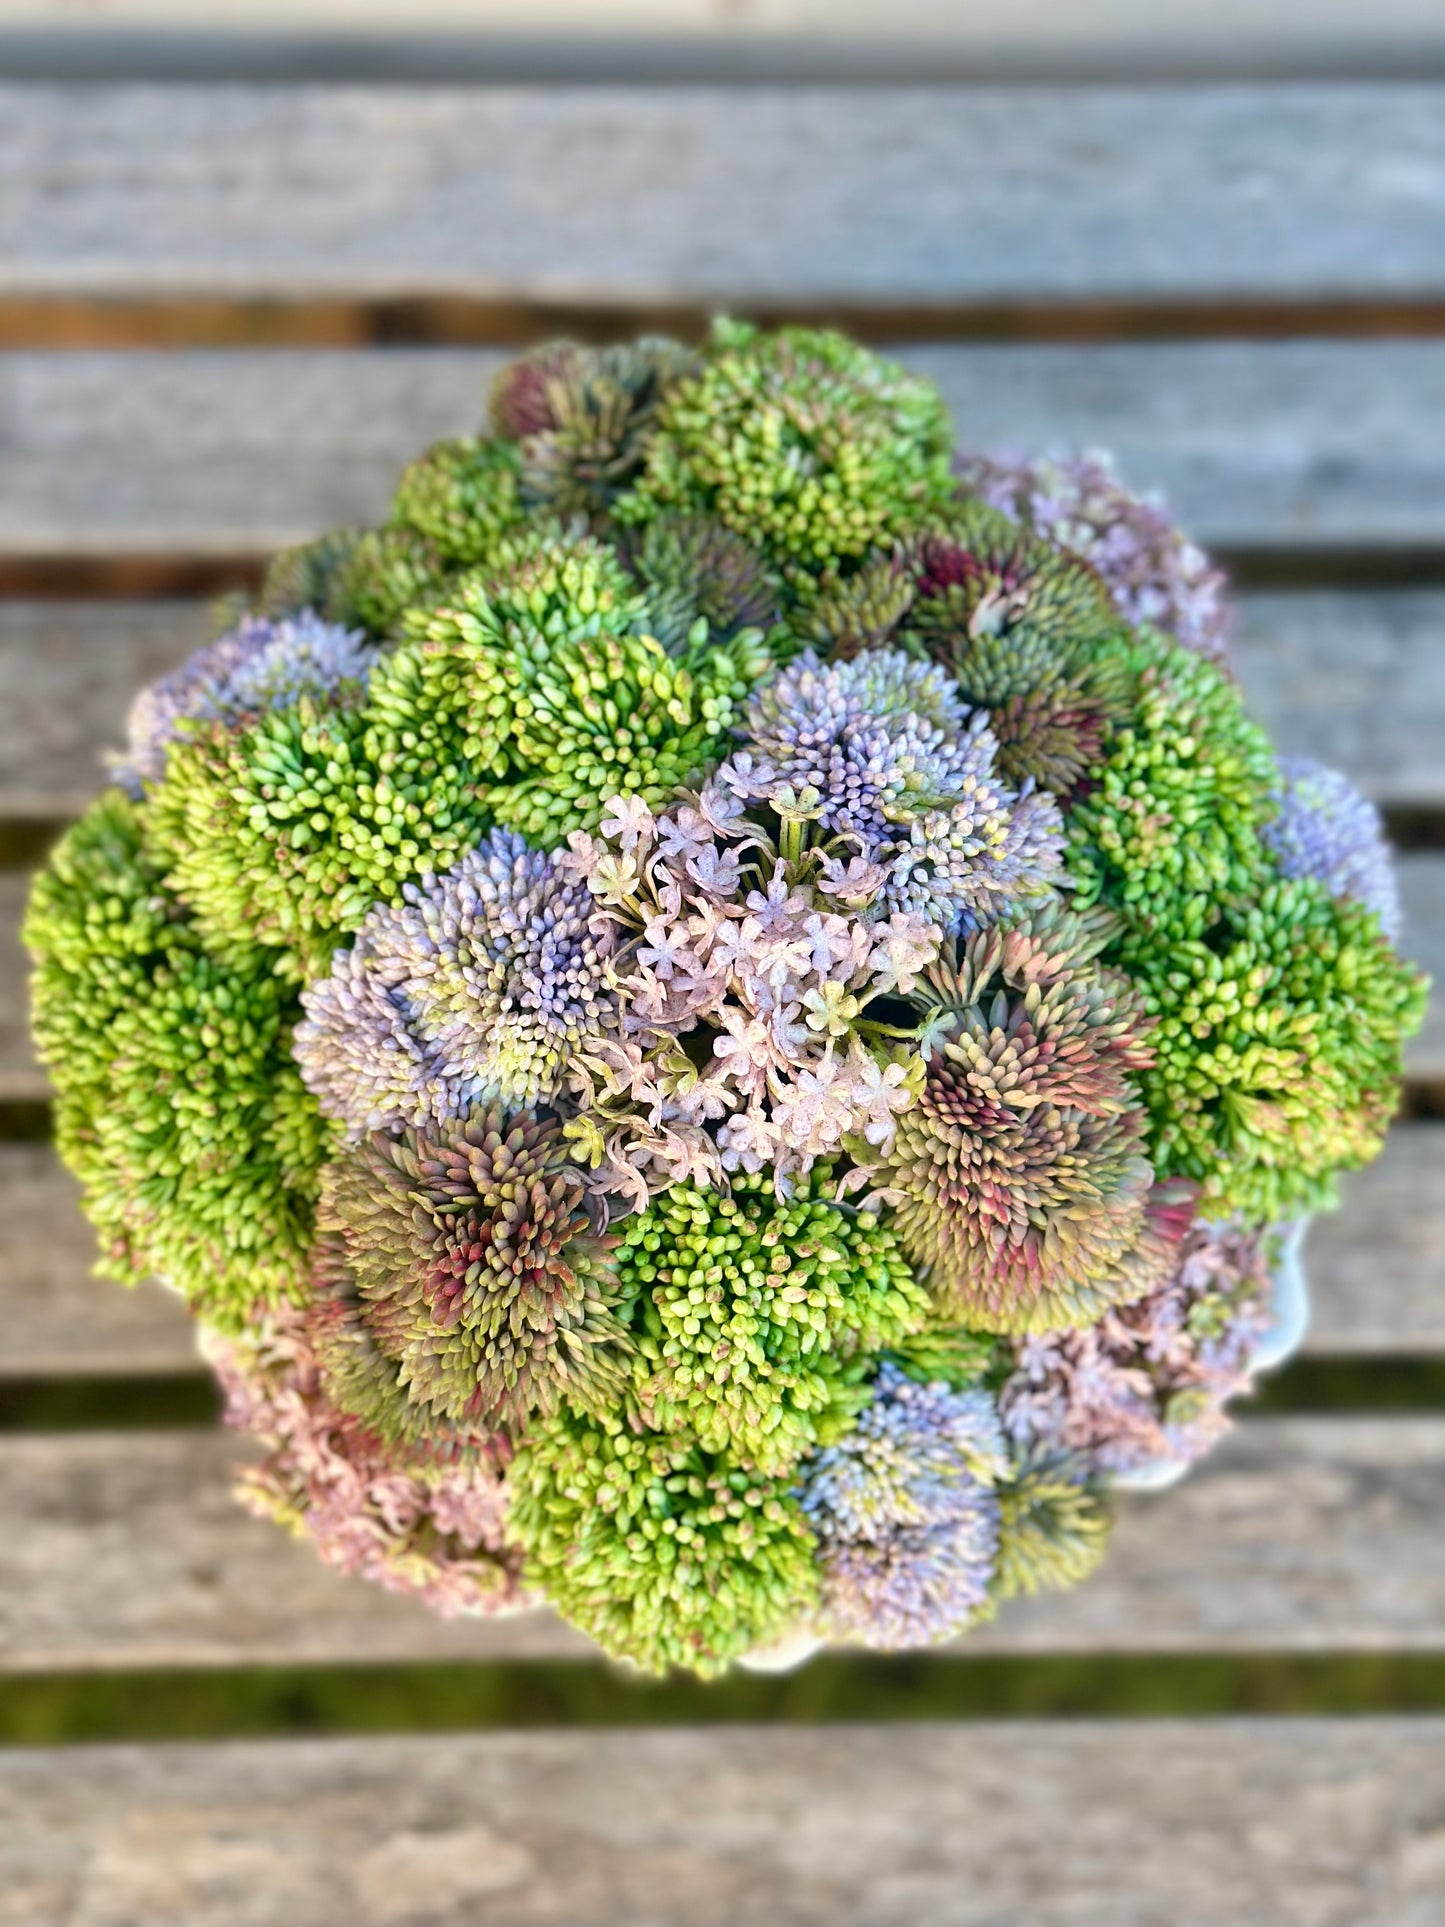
[147,533,773,977]
[1065,630,1426,1216]
[1129,877,1425,1218]
[388,436,525,563]
[146,694,445,978]
[507,1403,819,1677]
[389,533,771,846]
[26,795,329,1323]
[614,1170,929,1475]
[617,319,957,562]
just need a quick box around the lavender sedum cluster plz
[294,830,620,1133]
[1263,756,1401,941]
[28,323,1424,1677]
[799,1363,1007,1648]
[113,611,378,793]
[736,649,1064,928]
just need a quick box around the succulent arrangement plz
[28,323,1425,1675]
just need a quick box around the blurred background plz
[1,6,1443,1923]
[4,0,1445,77]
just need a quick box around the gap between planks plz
[11,16,1445,95]
[11,549,1445,602]
[8,294,1445,351]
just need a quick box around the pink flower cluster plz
[203,1304,530,1617]
[957,448,1231,666]
[998,1221,1274,1478]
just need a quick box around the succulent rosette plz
[28,323,1426,1676]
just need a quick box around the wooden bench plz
[1,77,1444,1923]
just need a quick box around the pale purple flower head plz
[886,783,1064,931]
[295,829,619,1135]
[798,1363,1008,1648]
[113,610,377,791]
[956,448,1231,665]
[1262,756,1400,941]
[566,784,941,1201]
[732,649,1064,932]
[293,924,440,1137]
[748,648,967,747]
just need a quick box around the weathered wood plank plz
[4,343,1445,554]
[1401,855,1445,1078]
[6,856,1439,1101]
[4,1126,1444,1377]
[3,1720,1444,1925]
[0,1419,1440,1671]
[0,1427,593,1670]
[0,1147,194,1377]
[3,85,1445,301]
[3,590,1443,821]
[0,601,198,820]
[0,871,45,1102]
[1308,1127,1445,1355]
[902,339,1445,551]
[1230,591,1445,805]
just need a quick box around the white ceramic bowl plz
[738,1626,828,1674]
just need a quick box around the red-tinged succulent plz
[868,906,1198,1333]
[316,1107,629,1438]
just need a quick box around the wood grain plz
[3,85,1445,302]
[0,1418,1440,1671]
[1231,591,1445,806]
[0,1147,195,1376]
[3,1126,1443,1377]
[3,1720,1445,1925]
[1306,1127,1445,1354]
[1401,855,1445,1077]
[2,590,1443,821]
[5,343,1445,554]
[0,872,45,1102]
